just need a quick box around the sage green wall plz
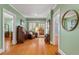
[46,10,53,43]
[54,4,79,55]
[0,4,25,49]
[50,10,53,43]
[0,6,2,49]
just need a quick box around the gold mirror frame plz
[62,10,79,31]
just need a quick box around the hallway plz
[2,38,58,55]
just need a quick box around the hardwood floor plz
[5,37,12,51]
[2,37,58,55]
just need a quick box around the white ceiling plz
[11,4,56,18]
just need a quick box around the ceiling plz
[11,4,56,18]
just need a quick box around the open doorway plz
[35,25,45,37]
[28,21,45,38]
[3,8,16,52]
[4,12,13,51]
[53,9,60,46]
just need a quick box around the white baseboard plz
[0,49,3,54]
[58,49,66,55]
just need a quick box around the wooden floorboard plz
[1,37,58,55]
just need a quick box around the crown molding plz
[9,4,25,17]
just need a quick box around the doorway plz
[28,21,45,38]
[53,9,60,46]
[3,8,16,52]
[4,12,13,51]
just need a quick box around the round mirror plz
[62,10,79,31]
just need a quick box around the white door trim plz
[2,8,16,52]
[53,9,60,46]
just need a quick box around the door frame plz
[2,8,16,52]
[53,8,60,47]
